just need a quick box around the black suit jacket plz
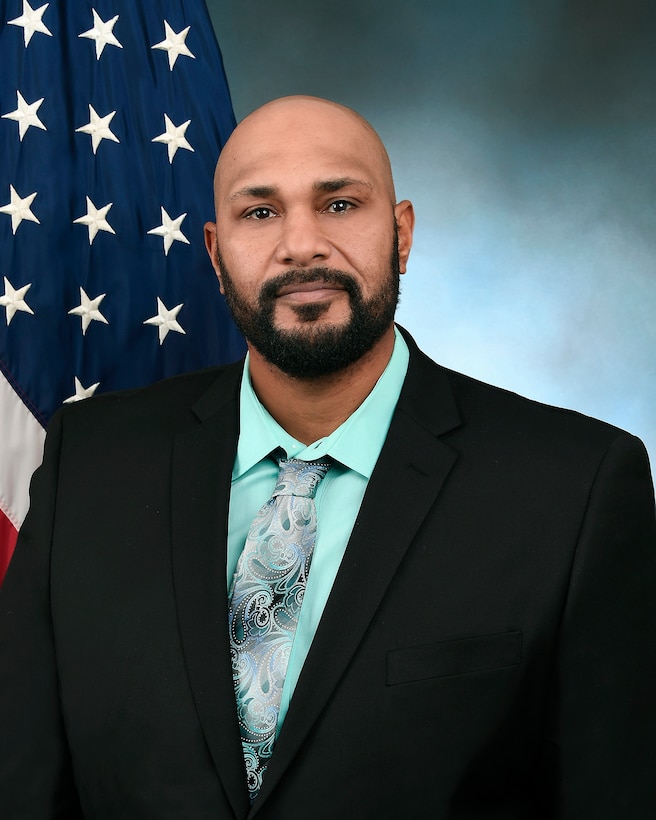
[1,330,655,819]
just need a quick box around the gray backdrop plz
[207,0,656,465]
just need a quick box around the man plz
[1,96,655,819]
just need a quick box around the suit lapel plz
[171,363,251,819]
[250,339,461,813]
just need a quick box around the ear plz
[203,221,224,293]
[394,200,415,274]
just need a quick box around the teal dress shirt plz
[227,327,409,731]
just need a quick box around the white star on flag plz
[68,288,109,335]
[147,207,189,255]
[75,105,120,154]
[63,377,101,404]
[0,185,40,234]
[73,196,115,244]
[8,0,52,47]
[2,91,47,141]
[78,9,123,59]
[0,277,34,325]
[144,297,186,344]
[151,20,195,70]
[152,114,194,163]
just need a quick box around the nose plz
[274,208,331,268]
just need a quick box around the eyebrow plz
[229,178,372,201]
[229,185,277,201]
[313,178,372,193]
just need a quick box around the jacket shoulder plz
[50,360,244,434]
[401,330,647,469]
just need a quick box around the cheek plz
[331,216,394,268]
[216,239,264,292]
[340,235,393,283]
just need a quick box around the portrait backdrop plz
[208,0,656,465]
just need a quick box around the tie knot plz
[273,457,332,499]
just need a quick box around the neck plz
[247,326,396,445]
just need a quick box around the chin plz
[277,301,350,328]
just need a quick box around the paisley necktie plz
[228,455,332,801]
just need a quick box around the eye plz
[245,206,275,220]
[325,199,353,214]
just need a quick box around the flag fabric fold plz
[0,0,245,583]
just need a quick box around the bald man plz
[1,97,655,819]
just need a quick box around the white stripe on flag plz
[0,371,46,531]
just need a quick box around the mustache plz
[259,268,360,302]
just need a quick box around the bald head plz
[212,96,396,211]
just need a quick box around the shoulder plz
[49,359,244,438]
[400,327,650,476]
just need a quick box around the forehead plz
[216,102,390,200]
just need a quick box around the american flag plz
[0,0,246,583]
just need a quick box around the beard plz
[217,238,401,379]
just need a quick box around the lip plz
[276,282,345,303]
[277,281,344,296]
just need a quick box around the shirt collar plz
[234,326,409,480]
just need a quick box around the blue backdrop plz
[208,0,656,466]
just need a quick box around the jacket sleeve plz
[547,432,656,818]
[0,409,83,819]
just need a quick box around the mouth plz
[276,281,346,303]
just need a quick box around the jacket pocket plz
[386,631,522,686]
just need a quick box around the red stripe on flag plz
[0,508,18,586]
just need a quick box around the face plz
[205,97,414,378]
